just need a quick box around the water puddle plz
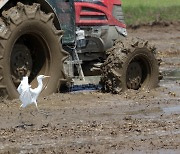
[162,68,180,80]
[126,107,162,116]
[162,105,180,114]
[160,67,180,95]
[109,149,180,154]
[126,105,180,116]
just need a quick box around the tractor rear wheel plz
[101,38,160,93]
[0,3,66,99]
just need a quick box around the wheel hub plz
[126,61,142,90]
[11,45,32,81]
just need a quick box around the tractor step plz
[67,76,101,92]
[64,60,82,65]
[72,76,101,85]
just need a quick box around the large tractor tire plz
[101,38,161,94]
[0,3,67,99]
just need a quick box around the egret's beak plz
[44,76,50,78]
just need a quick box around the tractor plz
[0,0,160,99]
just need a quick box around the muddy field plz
[0,24,180,153]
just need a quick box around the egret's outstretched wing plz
[19,88,33,108]
[17,76,29,94]
[17,76,32,108]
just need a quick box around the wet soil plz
[0,24,180,153]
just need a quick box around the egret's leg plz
[34,101,39,112]
[19,104,23,110]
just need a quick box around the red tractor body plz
[75,0,126,28]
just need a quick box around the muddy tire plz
[100,38,160,94]
[0,3,67,99]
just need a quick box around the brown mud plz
[0,24,180,153]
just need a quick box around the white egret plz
[17,75,50,111]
